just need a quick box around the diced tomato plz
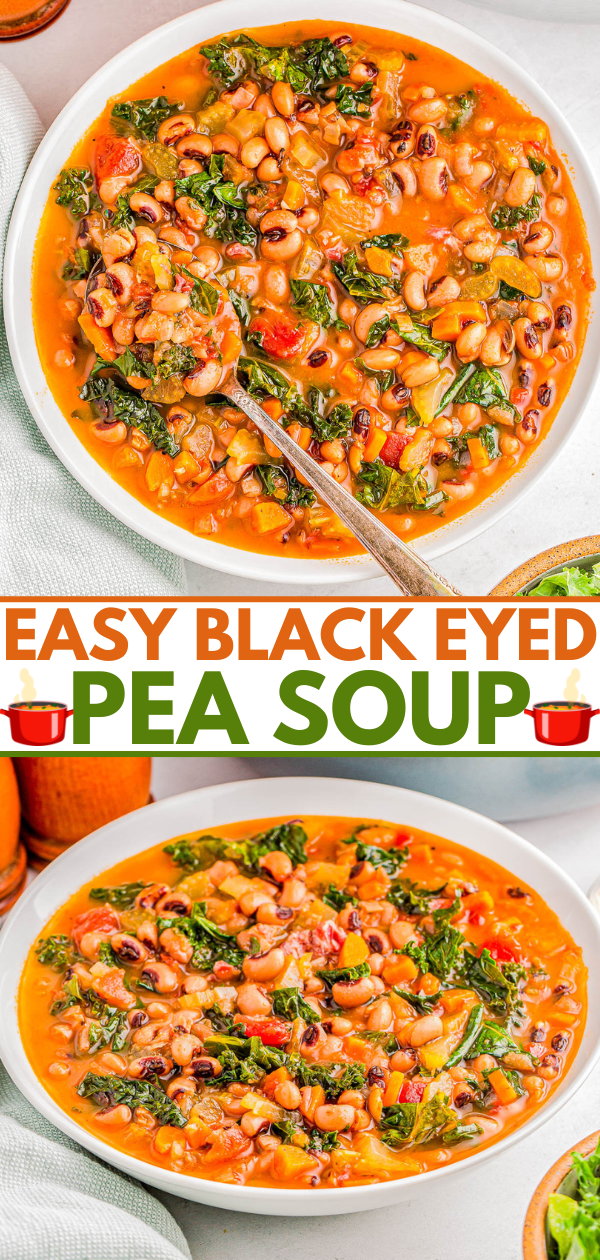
[399,1079,426,1104]
[239,1017,291,1046]
[247,314,306,360]
[481,940,517,963]
[380,432,411,468]
[394,831,412,848]
[72,906,119,950]
[94,134,141,182]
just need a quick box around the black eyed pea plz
[523,223,554,255]
[151,291,190,314]
[360,347,401,371]
[349,59,378,83]
[263,264,290,304]
[408,97,447,125]
[171,1034,203,1067]
[260,209,303,260]
[88,288,118,327]
[128,1054,173,1079]
[101,227,136,267]
[406,1014,444,1047]
[176,132,213,161]
[504,166,537,207]
[183,358,223,397]
[110,933,149,964]
[367,998,393,1031]
[390,159,417,197]
[157,113,195,145]
[256,156,283,183]
[264,116,290,155]
[159,928,193,965]
[129,192,163,224]
[240,137,270,169]
[514,317,542,360]
[415,125,438,160]
[390,1048,418,1073]
[235,982,272,1017]
[314,1104,356,1131]
[455,321,487,362]
[389,121,416,157]
[320,439,346,465]
[174,195,207,231]
[331,976,375,1008]
[547,195,567,216]
[527,254,564,282]
[278,877,307,908]
[95,1105,132,1127]
[464,161,494,192]
[274,1080,302,1110]
[416,157,449,200]
[271,81,295,117]
[258,849,293,882]
[402,354,440,387]
[105,261,135,305]
[516,409,540,443]
[428,274,460,305]
[140,962,179,994]
[254,91,277,118]
[354,302,388,344]
[242,946,286,982]
[403,270,427,311]
[212,133,240,157]
[479,319,515,367]
[527,301,553,331]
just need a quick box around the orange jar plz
[15,757,152,866]
[0,758,26,912]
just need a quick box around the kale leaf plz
[392,987,437,1015]
[89,880,148,909]
[491,194,541,230]
[90,348,155,382]
[164,821,308,876]
[452,363,519,422]
[156,343,197,379]
[289,1056,366,1099]
[78,1072,186,1126]
[526,563,600,598]
[459,948,527,1019]
[201,34,349,95]
[322,885,358,911]
[335,83,373,116]
[382,1093,457,1147]
[469,1020,524,1061]
[175,156,256,246]
[36,935,74,969]
[180,265,220,316]
[157,901,244,971]
[310,401,352,442]
[53,167,94,218]
[79,377,179,457]
[62,247,92,282]
[272,987,321,1022]
[257,464,315,508]
[348,831,409,876]
[388,880,448,917]
[397,320,450,362]
[444,91,477,133]
[403,923,465,981]
[361,232,409,254]
[111,96,180,141]
[333,250,400,302]
[356,461,441,512]
[315,961,371,987]
[289,279,337,328]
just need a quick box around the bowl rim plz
[4,0,600,586]
[522,1129,600,1260]
[489,536,600,596]
[1,774,600,1215]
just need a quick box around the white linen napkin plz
[0,63,186,595]
[0,1062,191,1260]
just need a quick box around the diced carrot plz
[357,874,391,901]
[272,1145,319,1181]
[466,890,494,913]
[488,1068,519,1106]
[154,1125,185,1154]
[337,361,363,391]
[363,426,388,462]
[339,932,370,969]
[94,969,135,1010]
[431,312,462,341]
[497,120,548,144]
[145,451,175,492]
[184,1117,212,1148]
[171,249,194,266]
[262,396,284,421]
[262,1066,290,1096]
[283,178,305,210]
[467,437,490,470]
[420,972,441,996]
[188,468,234,505]
[78,310,117,360]
[251,502,291,534]
[382,1071,405,1107]
[221,330,242,364]
[368,1085,383,1124]
[540,353,555,372]
[383,956,419,985]
[299,1084,325,1121]
[364,245,394,277]
[448,184,477,213]
[113,447,143,470]
[174,451,200,483]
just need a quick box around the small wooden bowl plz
[523,1130,600,1260]
[491,536,600,597]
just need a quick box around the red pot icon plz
[524,701,599,746]
[0,702,73,746]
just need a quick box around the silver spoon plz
[223,372,462,596]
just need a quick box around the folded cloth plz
[0,63,186,595]
[0,1061,192,1260]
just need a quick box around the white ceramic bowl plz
[1,775,599,1216]
[5,0,600,585]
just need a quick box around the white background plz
[2,0,600,598]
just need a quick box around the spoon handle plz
[224,375,462,597]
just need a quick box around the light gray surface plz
[148,758,600,1259]
[2,0,600,596]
